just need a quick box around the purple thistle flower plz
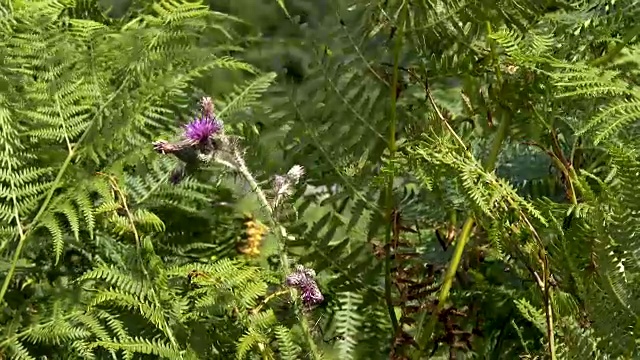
[152,97,225,186]
[183,116,223,143]
[285,265,323,307]
[285,271,306,287]
[300,281,324,305]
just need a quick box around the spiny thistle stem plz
[219,146,322,360]
[154,98,321,358]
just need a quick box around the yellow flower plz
[239,213,268,257]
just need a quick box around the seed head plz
[286,165,305,184]
[272,164,306,207]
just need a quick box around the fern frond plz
[5,339,36,360]
[77,266,151,301]
[334,291,363,360]
[274,325,302,360]
[92,337,191,360]
[217,72,278,118]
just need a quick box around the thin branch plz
[589,22,640,67]
[425,83,468,152]
[383,1,405,334]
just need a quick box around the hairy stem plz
[222,147,321,360]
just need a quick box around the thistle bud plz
[272,165,305,207]
[200,96,215,119]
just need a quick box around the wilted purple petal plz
[183,116,223,143]
[153,139,195,154]
[285,265,323,307]
[300,282,324,305]
[285,271,306,287]
[153,140,178,154]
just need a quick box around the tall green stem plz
[589,22,640,67]
[418,107,511,354]
[436,217,475,306]
[383,2,405,333]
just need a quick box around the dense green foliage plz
[2,0,640,359]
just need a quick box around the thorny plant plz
[153,96,324,358]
